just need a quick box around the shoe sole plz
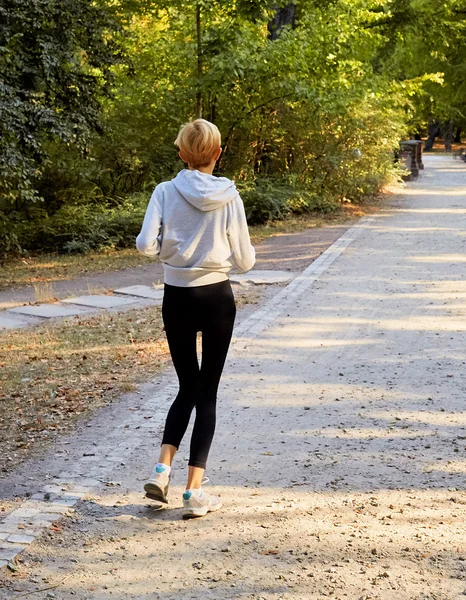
[144,482,169,504]
[183,501,222,519]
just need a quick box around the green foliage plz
[370,0,466,131]
[15,196,148,254]
[3,0,458,255]
[0,0,123,250]
[237,178,326,225]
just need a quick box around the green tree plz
[370,0,466,142]
[0,0,123,248]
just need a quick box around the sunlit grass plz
[0,249,154,292]
[248,200,380,243]
[0,305,167,475]
[33,281,57,303]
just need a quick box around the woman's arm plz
[136,186,163,256]
[227,195,256,272]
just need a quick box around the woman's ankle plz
[186,464,205,489]
[158,443,177,466]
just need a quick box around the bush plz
[238,177,340,225]
[12,196,148,254]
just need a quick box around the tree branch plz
[222,92,294,151]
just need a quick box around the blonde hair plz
[174,119,221,168]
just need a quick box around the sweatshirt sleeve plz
[227,194,256,272]
[136,186,163,257]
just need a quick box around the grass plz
[0,305,167,477]
[0,248,154,292]
[0,201,377,293]
[248,201,374,244]
[0,287,259,477]
[33,281,57,304]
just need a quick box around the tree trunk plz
[455,128,462,144]
[209,95,217,123]
[196,2,203,119]
[443,121,454,152]
[268,3,296,40]
[424,122,439,151]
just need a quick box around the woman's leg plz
[145,288,200,503]
[187,282,236,477]
[159,289,200,459]
[158,444,177,467]
[186,464,205,490]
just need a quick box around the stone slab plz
[7,534,35,545]
[114,285,164,301]
[0,523,40,536]
[31,514,60,523]
[230,270,298,285]
[0,313,36,330]
[0,543,25,561]
[49,498,78,507]
[62,295,138,309]
[42,485,67,495]
[8,303,91,319]
[10,508,40,518]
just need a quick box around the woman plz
[136,119,255,518]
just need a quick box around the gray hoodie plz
[136,169,256,287]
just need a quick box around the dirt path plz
[0,225,349,309]
[2,155,466,599]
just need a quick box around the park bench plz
[452,148,466,161]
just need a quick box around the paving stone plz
[31,493,46,501]
[51,497,78,507]
[30,520,55,528]
[114,285,164,301]
[0,544,25,561]
[43,485,67,494]
[7,534,35,545]
[61,492,86,500]
[230,269,298,285]
[62,295,139,309]
[0,522,41,536]
[0,533,8,541]
[9,303,91,319]
[10,508,40,518]
[31,514,60,523]
[0,313,36,330]
[1,517,22,527]
[0,559,8,570]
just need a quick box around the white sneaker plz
[182,479,222,519]
[144,464,171,504]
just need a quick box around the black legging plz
[161,280,236,469]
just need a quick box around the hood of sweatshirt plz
[172,169,238,212]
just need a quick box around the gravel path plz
[2,155,466,599]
